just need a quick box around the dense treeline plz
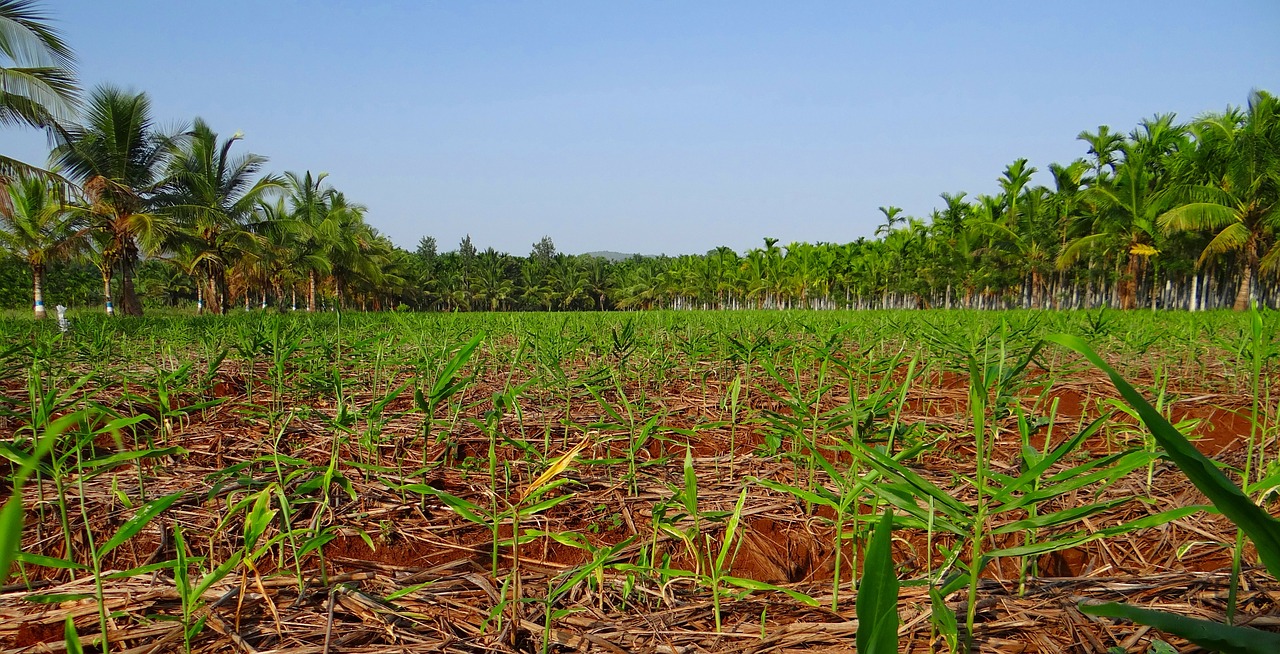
[2,3,1277,315]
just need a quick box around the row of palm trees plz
[630,92,1278,313]
[5,87,1278,315]
[1,2,404,317]
[1,88,403,317]
[408,91,1278,313]
[3,3,1276,314]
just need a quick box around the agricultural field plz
[1,309,1277,653]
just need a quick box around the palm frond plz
[1157,202,1238,233]
[1197,222,1251,266]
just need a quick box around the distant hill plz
[581,251,655,262]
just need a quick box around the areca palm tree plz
[1078,125,1124,181]
[998,158,1036,230]
[1,0,79,178]
[739,249,770,309]
[155,119,280,313]
[967,194,1012,306]
[52,85,182,315]
[0,173,79,317]
[1159,90,1280,310]
[1061,145,1168,309]
[1046,160,1090,307]
[875,205,905,236]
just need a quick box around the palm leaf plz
[1158,202,1239,233]
[1198,222,1252,265]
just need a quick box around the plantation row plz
[1,309,1277,652]
[4,3,1280,316]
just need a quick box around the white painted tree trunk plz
[33,266,46,319]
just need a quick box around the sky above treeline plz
[8,1,1279,256]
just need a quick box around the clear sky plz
[8,1,1278,256]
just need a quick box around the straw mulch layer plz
[2,358,1277,653]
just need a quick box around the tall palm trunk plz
[1119,254,1139,310]
[209,264,230,315]
[1233,265,1255,311]
[101,267,114,315]
[1149,269,1159,311]
[32,264,47,319]
[198,267,222,314]
[307,271,317,312]
[1189,273,1200,311]
[118,237,143,316]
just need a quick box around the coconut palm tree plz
[155,119,280,313]
[0,172,80,317]
[280,170,333,311]
[317,191,378,309]
[471,250,514,311]
[551,255,588,310]
[252,198,315,311]
[1,0,79,178]
[1159,90,1280,310]
[51,85,182,315]
[583,255,612,311]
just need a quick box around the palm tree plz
[933,192,972,307]
[1,0,79,177]
[1061,144,1169,309]
[52,85,182,316]
[280,170,333,311]
[583,255,612,310]
[875,205,905,236]
[551,255,588,310]
[516,258,546,310]
[998,158,1037,230]
[1159,90,1280,310]
[706,246,738,309]
[349,235,406,310]
[253,198,314,310]
[1077,125,1124,181]
[318,191,377,309]
[739,248,770,309]
[1047,160,1090,307]
[155,119,280,313]
[0,173,79,317]
[471,250,514,311]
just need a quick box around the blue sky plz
[8,1,1278,256]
